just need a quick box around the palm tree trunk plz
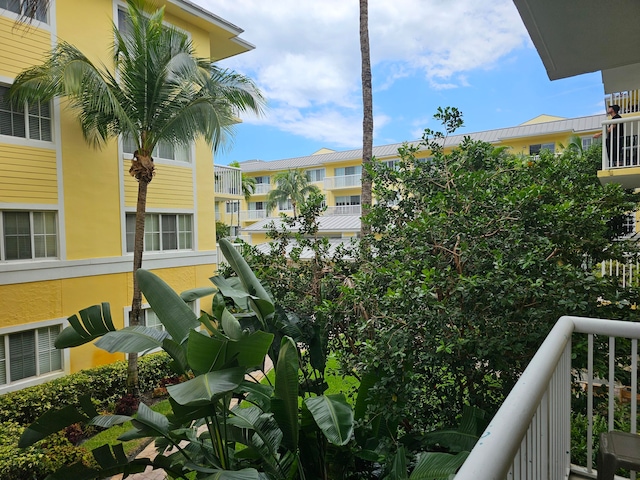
[359,0,373,237]
[127,150,154,398]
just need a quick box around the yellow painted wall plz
[0,145,57,203]
[196,139,216,250]
[0,16,50,78]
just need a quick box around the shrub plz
[0,421,93,480]
[0,352,173,425]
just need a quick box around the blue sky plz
[196,0,605,165]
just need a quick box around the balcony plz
[214,165,242,200]
[253,183,271,195]
[325,205,361,215]
[324,174,361,190]
[597,116,640,189]
[240,209,267,222]
[606,90,640,116]
[456,315,640,480]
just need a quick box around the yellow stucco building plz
[228,112,627,245]
[0,0,248,392]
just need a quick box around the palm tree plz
[267,169,320,220]
[359,0,373,236]
[9,0,264,395]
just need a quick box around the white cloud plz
[195,0,529,145]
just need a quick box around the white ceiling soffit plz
[513,0,640,81]
[602,64,640,94]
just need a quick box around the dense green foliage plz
[0,352,171,426]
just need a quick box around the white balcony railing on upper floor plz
[606,90,640,116]
[325,205,362,215]
[215,165,242,197]
[599,117,640,170]
[324,174,361,190]
[456,316,640,480]
[240,209,267,221]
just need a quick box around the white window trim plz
[0,2,51,28]
[120,137,194,166]
[0,317,70,394]
[124,210,194,254]
[0,209,60,263]
[0,80,55,147]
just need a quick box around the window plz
[254,176,270,185]
[335,166,362,177]
[383,160,399,170]
[0,0,47,22]
[126,213,192,252]
[529,143,555,156]
[306,168,325,182]
[225,201,239,214]
[0,86,52,141]
[0,324,62,387]
[249,201,266,211]
[122,135,190,163]
[278,199,293,211]
[335,195,361,206]
[2,211,57,261]
[582,136,597,150]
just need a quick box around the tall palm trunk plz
[360,0,373,236]
[127,150,154,397]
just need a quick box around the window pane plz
[33,212,57,258]
[9,331,36,382]
[144,214,160,251]
[122,134,137,155]
[162,215,177,250]
[144,309,164,332]
[4,212,32,260]
[178,215,192,249]
[37,326,62,374]
[126,214,136,252]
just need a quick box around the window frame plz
[0,84,53,144]
[0,0,48,24]
[306,168,325,182]
[0,318,68,393]
[1,210,58,262]
[121,134,192,165]
[335,195,361,206]
[125,212,193,253]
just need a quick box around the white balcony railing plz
[601,258,640,288]
[217,242,244,267]
[324,174,361,190]
[600,117,640,170]
[253,183,271,195]
[325,205,362,215]
[606,90,640,116]
[240,209,267,221]
[457,316,640,480]
[215,165,242,197]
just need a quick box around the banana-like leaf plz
[137,269,199,343]
[422,430,479,454]
[162,337,189,374]
[187,329,227,374]
[55,303,115,348]
[272,336,300,451]
[19,395,98,447]
[219,238,272,302]
[167,367,245,406]
[354,371,380,421]
[221,308,244,340]
[211,275,252,310]
[226,330,274,369]
[180,286,216,302]
[94,326,168,353]
[304,394,354,446]
[228,405,283,457]
[388,446,409,480]
[89,414,132,429]
[119,403,170,441]
[409,451,470,480]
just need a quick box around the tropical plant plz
[19,239,354,479]
[9,0,264,395]
[266,169,321,219]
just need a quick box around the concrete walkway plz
[109,358,273,480]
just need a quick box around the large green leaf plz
[162,337,189,374]
[211,275,252,310]
[221,308,244,340]
[119,403,170,441]
[228,405,283,457]
[304,394,354,446]
[94,326,168,353]
[236,380,273,411]
[55,303,115,348]
[226,330,274,369]
[19,395,98,447]
[167,368,245,406]
[137,269,199,343]
[272,336,300,451]
[219,238,272,302]
[408,451,470,480]
[388,446,409,480]
[422,430,479,454]
[187,329,227,373]
[180,286,216,302]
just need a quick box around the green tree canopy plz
[267,169,321,219]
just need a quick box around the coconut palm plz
[360,0,373,236]
[9,0,264,395]
[267,169,320,220]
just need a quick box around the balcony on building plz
[325,205,362,215]
[253,183,272,195]
[214,165,243,200]
[240,209,267,222]
[324,174,362,190]
[597,112,640,189]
